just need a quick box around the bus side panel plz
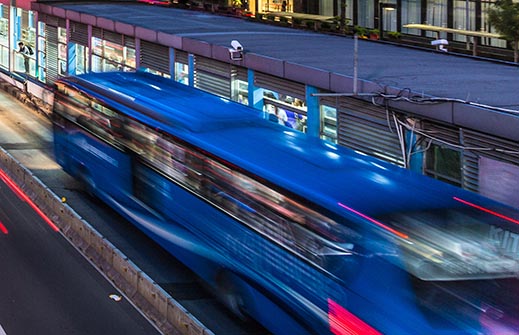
[54,124,132,199]
[133,163,331,335]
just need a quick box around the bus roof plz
[60,71,493,217]
[66,71,262,133]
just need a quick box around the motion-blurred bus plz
[52,71,519,335]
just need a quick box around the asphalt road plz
[0,86,163,334]
[0,167,161,334]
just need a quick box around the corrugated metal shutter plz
[140,40,169,74]
[232,65,248,82]
[42,14,59,27]
[45,25,59,84]
[92,27,102,39]
[174,50,188,64]
[254,72,305,100]
[194,56,231,98]
[69,21,88,46]
[338,98,404,166]
[22,10,28,27]
[124,36,135,49]
[103,30,122,44]
[422,121,460,144]
[462,129,519,193]
[461,129,479,193]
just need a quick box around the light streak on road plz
[0,168,59,232]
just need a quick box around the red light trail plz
[0,168,59,232]
[338,202,409,239]
[0,221,7,235]
[453,197,519,225]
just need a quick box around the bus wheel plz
[80,171,96,197]
[216,272,248,320]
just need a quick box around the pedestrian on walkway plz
[18,41,33,74]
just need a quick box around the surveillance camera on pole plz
[229,40,243,61]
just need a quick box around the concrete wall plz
[0,143,214,335]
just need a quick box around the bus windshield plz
[377,201,519,281]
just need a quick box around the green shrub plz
[305,20,315,29]
[320,22,331,30]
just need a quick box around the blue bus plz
[52,71,519,335]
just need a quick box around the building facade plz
[0,0,518,209]
[248,0,506,49]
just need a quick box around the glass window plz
[401,0,421,35]
[124,47,136,70]
[424,144,462,186]
[481,1,507,48]
[231,78,248,105]
[0,6,8,69]
[380,1,398,33]
[58,26,66,44]
[104,41,123,70]
[357,0,374,28]
[452,0,475,42]
[91,36,136,73]
[74,44,88,75]
[426,0,448,38]
[58,27,67,76]
[320,105,337,143]
[259,0,291,12]
[14,8,37,76]
[37,21,46,82]
[174,62,189,85]
[262,89,307,131]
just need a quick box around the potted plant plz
[353,26,368,38]
[387,31,402,40]
[369,28,380,40]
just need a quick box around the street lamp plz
[378,2,397,40]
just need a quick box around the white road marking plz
[0,324,7,335]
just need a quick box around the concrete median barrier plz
[0,146,214,335]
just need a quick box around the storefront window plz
[175,62,189,84]
[401,0,421,35]
[75,44,88,75]
[0,4,8,70]
[231,78,248,105]
[481,2,507,48]
[125,48,136,69]
[143,67,171,78]
[320,105,337,143]
[263,89,307,131]
[259,0,291,12]
[426,0,448,38]
[14,7,36,76]
[104,41,123,70]
[91,36,136,72]
[37,21,45,82]
[453,0,475,42]
[58,27,67,75]
[357,0,375,28]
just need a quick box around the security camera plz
[231,40,243,51]
[229,40,243,61]
[431,39,448,46]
